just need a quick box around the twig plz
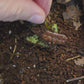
[66,55,80,61]
[13,38,17,54]
[10,38,17,60]
[66,76,84,82]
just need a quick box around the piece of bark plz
[32,27,68,45]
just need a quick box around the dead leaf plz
[74,57,84,66]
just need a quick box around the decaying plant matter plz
[32,27,68,45]
[57,0,82,30]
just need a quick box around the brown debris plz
[63,5,81,20]
[63,5,81,30]
[74,57,84,66]
[42,31,68,45]
[32,27,68,45]
[57,0,82,30]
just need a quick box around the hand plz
[0,0,52,24]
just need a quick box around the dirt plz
[0,0,84,84]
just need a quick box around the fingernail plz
[28,14,45,24]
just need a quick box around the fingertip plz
[34,0,52,15]
[18,0,46,24]
[28,14,45,24]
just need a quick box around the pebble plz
[12,64,16,68]
[16,52,20,58]
[27,67,30,69]
[8,30,12,35]
[9,46,12,50]
[33,64,36,68]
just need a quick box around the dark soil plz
[0,1,84,84]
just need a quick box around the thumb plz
[0,0,45,24]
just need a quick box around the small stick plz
[66,55,80,61]
[13,38,17,54]
[66,76,84,82]
[13,45,17,54]
[10,38,17,60]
